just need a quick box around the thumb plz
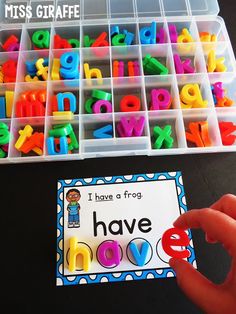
[169,258,220,312]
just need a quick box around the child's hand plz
[169,194,236,314]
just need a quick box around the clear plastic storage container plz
[1,0,236,163]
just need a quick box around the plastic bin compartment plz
[0,119,11,161]
[50,48,80,82]
[82,47,111,81]
[81,80,113,114]
[148,110,186,150]
[47,81,80,116]
[28,0,54,23]
[81,24,110,47]
[21,25,52,51]
[0,83,16,118]
[112,78,147,113]
[145,76,180,110]
[177,74,214,109]
[110,22,139,46]
[17,50,49,83]
[217,109,236,146]
[162,0,189,16]
[115,112,149,139]
[45,115,80,156]
[109,0,135,19]
[209,75,236,109]
[183,109,222,149]
[0,51,18,84]
[141,44,174,76]
[195,17,229,43]
[52,25,81,49]
[136,0,162,17]
[9,117,45,159]
[111,45,142,78]
[81,113,114,140]
[138,20,169,45]
[167,19,200,43]
[202,42,236,73]
[83,0,107,20]
[171,43,206,74]
[0,27,22,52]
[13,81,47,118]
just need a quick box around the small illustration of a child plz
[66,189,81,228]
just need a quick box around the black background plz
[2,1,236,313]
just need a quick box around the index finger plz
[210,194,236,220]
[173,208,236,255]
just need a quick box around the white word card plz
[56,172,196,286]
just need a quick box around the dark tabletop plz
[2,0,236,313]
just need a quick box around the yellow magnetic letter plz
[68,237,91,272]
[36,58,48,80]
[177,28,194,44]
[51,58,60,81]
[6,91,14,118]
[15,125,33,150]
[207,50,227,73]
[84,63,103,85]
[181,84,208,108]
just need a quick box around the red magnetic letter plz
[161,227,190,259]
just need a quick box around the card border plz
[56,172,196,286]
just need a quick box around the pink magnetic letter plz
[174,54,195,74]
[93,100,112,114]
[169,24,178,43]
[213,82,224,99]
[150,89,171,110]
[156,28,165,44]
[118,61,125,77]
[117,116,145,137]
[97,240,121,267]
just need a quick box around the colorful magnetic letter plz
[153,125,174,149]
[207,50,227,73]
[174,54,195,74]
[15,125,33,150]
[140,22,156,45]
[180,84,208,108]
[120,95,141,112]
[84,63,103,83]
[156,28,165,44]
[93,124,113,139]
[0,123,10,146]
[123,29,134,45]
[91,32,109,47]
[129,241,150,266]
[0,97,6,118]
[92,100,112,114]
[52,59,60,81]
[213,82,224,99]
[32,30,50,49]
[97,240,121,267]
[169,24,178,43]
[60,52,80,80]
[150,89,172,110]
[219,122,236,146]
[117,116,145,137]
[177,28,194,43]
[57,93,76,113]
[47,136,68,155]
[162,227,190,259]
[185,122,212,147]
[68,237,91,272]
